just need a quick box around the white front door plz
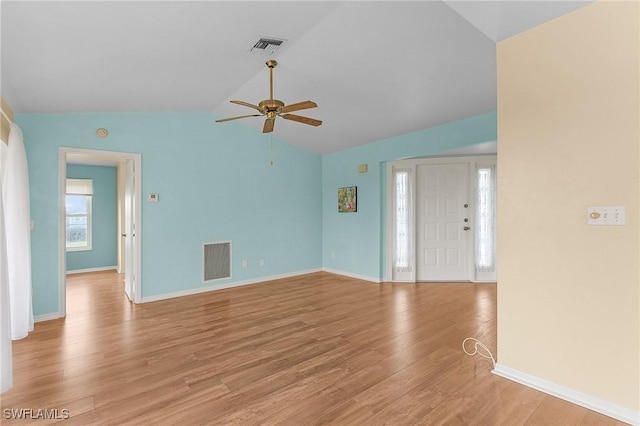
[416,163,471,281]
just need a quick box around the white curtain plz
[392,168,414,274]
[3,123,34,340]
[475,164,496,273]
[0,141,13,393]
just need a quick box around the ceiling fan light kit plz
[216,60,322,133]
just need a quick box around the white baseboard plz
[66,266,118,275]
[322,268,381,283]
[34,312,63,323]
[141,268,322,303]
[493,364,639,426]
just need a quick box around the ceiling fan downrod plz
[266,59,277,101]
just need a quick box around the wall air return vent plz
[250,37,285,55]
[203,241,231,282]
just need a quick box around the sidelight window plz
[392,168,413,273]
[475,165,496,272]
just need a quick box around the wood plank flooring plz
[1,271,625,425]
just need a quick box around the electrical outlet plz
[259,259,265,267]
[242,260,248,268]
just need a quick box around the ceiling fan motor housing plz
[259,99,285,113]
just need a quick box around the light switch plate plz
[587,206,625,225]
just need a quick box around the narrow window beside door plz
[475,165,496,273]
[65,178,93,251]
[393,168,413,273]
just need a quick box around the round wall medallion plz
[96,128,108,138]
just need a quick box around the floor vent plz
[203,241,231,282]
[250,37,285,54]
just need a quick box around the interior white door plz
[123,159,135,301]
[416,163,471,281]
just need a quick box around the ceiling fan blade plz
[263,118,275,133]
[280,100,318,113]
[281,114,322,127]
[230,100,263,112]
[215,114,262,123]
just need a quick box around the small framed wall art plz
[338,186,357,213]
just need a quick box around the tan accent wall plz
[1,97,14,144]
[497,0,639,410]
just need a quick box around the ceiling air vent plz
[250,37,285,55]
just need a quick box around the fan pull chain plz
[269,134,274,166]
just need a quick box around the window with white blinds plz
[65,179,93,251]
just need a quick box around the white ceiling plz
[1,1,592,154]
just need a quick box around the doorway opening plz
[385,155,496,283]
[58,148,142,317]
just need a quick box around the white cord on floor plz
[462,337,496,368]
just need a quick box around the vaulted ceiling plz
[1,1,592,154]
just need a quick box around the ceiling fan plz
[215,60,322,133]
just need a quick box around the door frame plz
[385,155,496,283]
[58,147,142,316]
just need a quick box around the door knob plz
[463,226,470,231]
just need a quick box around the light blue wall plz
[20,110,495,316]
[18,112,322,316]
[321,111,497,280]
[66,164,118,272]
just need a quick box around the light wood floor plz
[1,271,625,425]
